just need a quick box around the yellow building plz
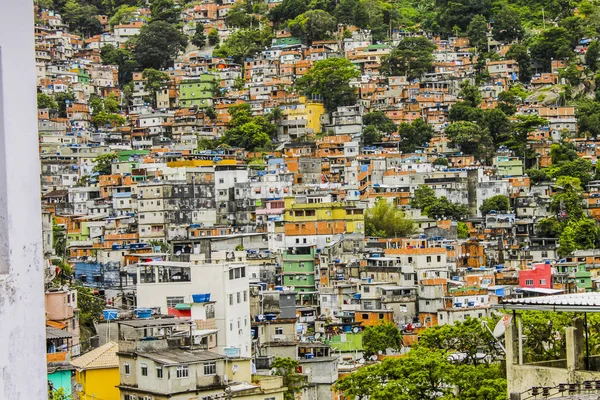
[71,341,120,400]
[298,96,325,133]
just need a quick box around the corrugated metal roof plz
[46,326,72,340]
[494,292,600,312]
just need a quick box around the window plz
[540,279,546,285]
[176,365,189,378]
[275,327,283,335]
[363,286,370,293]
[235,268,240,279]
[361,313,369,319]
[243,290,247,302]
[241,267,245,277]
[378,313,384,319]
[204,362,217,375]
[229,269,234,280]
[124,363,130,375]
[156,366,163,378]
[437,256,441,262]
[229,294,233,305]
[525,279,534,286]
[141,363,148,376]
[167,296,184,308]
[426,256,431,263]
[237,292,241,303]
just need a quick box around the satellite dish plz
[74,383,83,392]
[305,367,312,374]
[289,286,295,292]
[370,355,378,361]
[62,285,69,291]
[232,364,239,373]
[377,350,383,355]
[194,336,202,345]
[314,332,321,339]
[352,327,359,333]
[493,315,512,338]
[358,358,365,364]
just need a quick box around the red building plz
[519,263,552,289]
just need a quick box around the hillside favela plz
[11,0,600,398]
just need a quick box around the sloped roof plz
[46,326,72,340]
[70,341,118,370]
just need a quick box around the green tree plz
[38,93,58,109]
[103,93,120,113]
[457,221,470,238]
[363,111,396,135]
[191,23,206,49]
[271,357,305,400]
[458,80,482,107]
[550,176,585,222]
[108,5,138,29]
[381,36,436,80]
[150,0,179,24]
[526,168,550,184]
[55,91,76,118]
[586,40,600,72]
[576,100,600,137]
[221,121,272,151]
[550,141,577,164]
[226,0,259,28]
[142,68,170,107]
[434,157,449,166]
[467,14,488,52]
[92,111,126,128]
[134,21,187,70]
[365,198,415,237]
[75,284,105,329]
[437,0,492,33]
[446,121,492,161]
[50,387,71,400]
[52,218,67,259]
[363,125,382,145]
[536,217,563,238]
[208,28,219,46]
[100,44,138,84]
[418,317,503,365]
[397,118,434,153]
[482,108,511,145]
[426,197,470,220]
[448,101,484,122]
[92,153,118,175]
[296,58,359,112]
[559,63,582,86]
[557,218,600,257]
[269,0,308,23]
[288,10,336,43]
[336,347,458,400]
[362,322,403,357]
[506,43,532,83]
[504,115,547,161]
[492,6,523,43]
[547,158,593,186]
[529,27,575,70]
[480,194,510,215]
[411,185,437,212]
[61,0,103,37]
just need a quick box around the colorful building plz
[71,341,120,400]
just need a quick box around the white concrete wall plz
[0,1,48,398]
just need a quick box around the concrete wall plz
[0,1,48,399]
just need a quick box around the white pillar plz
[0,2,48,400]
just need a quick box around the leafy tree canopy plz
[295,58,360,112]
[134,20,187,70]
[480,194,510,215]
[365,198,415,237]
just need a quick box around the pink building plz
[45,288,80,356]
[519,263,553,289]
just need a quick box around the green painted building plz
[281,246,316,293]
[179,74,217,108]
[575,264,592,291]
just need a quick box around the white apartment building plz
[135,251,252,357]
